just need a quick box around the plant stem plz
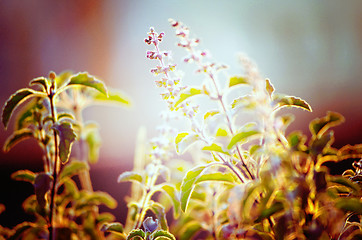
[48,94,58,240]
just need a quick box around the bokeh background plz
[1,0,361,228]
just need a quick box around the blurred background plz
[1,0,361,228]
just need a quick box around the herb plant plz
[1,19,362,240]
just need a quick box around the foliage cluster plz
[1,20,361,240]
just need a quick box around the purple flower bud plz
[143,217,159,233]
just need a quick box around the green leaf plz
[3,129,33,152]
[265,79,274,97]
[228,130,260,149]
[85,127,101,163]
[117,171,143,183]
[335,198,362,214]
[180,165,206,212]
[175,132,200,155]
[150,230,176,240]
[256,201,284,222]
[57,112,74,121]
[67,72,108,96]
[229,75,248,87]
[174,88,202,107]
[178,221,202,240]
[202,143,230,155]
[55,71,73,89]
[2,88,40,129]
[338,144,362,160]
[93,89,131,106]
[9,222,34,240]
[148,202,168,231]
[51,122,77,163]
[329,176,360,194]
[231,95,255,110]
[203,110,219,121]
[273,95,312,112]
[160,183,180,217]
[11,170,36,184]
[59,161,89,182]
[84,191,117,209]
[127,229,145,240]
[30,77,48,92]
[34,173,52,208]
[309,111,344,137]
[101,222,124,234]
[194,172,236,185]
[96,212,115,224]
[215,128,228,137]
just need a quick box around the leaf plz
[57,112,74,121]
[309,111,344,137]
[329,176,360,194]
[335,198,362,214]
[202,143,230,155]
[67,72,108,96]
[273,95,312,112]
[180,165,206,212]
[195,172,236,185]
[3,129,33,152]
[29,77,48,92]
[231,95,255,110]
[338,144,362,160]
[160,183,180,217]
[51,122,77,163]
[59,161,89,182]
[150,230,176,240]
[229,75,248,87]
[174,88,202,107]
[215,128,228,137]
[203,110,219,121]
[256,201,284,222]
[117,171,143,184]
[178,221,202,240]
[310,131,334,158]
[97,212,115,224]
[34,173,52,208]
[127,229,145,240]
[148,202,167,231]
[2,88,39,129]
[175,132,200,155]
[11,170,36,184]
[8,222,34,240]
[55,71,73,89]
[84,191,117,209]
[228,130,260,149]
[85,127,101,163]
[93,89,131,106]
[265,79,274,97]
[101,222,124,234]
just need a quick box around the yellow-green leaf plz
[309,111,344,137]
[174,88,202,107]
[3,129,33,152]
[11,170,36,184]
[202,143,230,155]
[2,88,40,129]
[67,72,108,96]
[175,132,199,155]
[93,89,131,106]
[101,222,124,234]
[59,161,89,182]
[117,171,143,183]
[229,76,248,87]
[228,130,260,149]
[273,95,312,112]
[180,165,206,212]
[51,122,77,163]
[194,172,236,185]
